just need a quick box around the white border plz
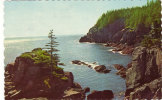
[0,0,4,100]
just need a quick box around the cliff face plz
[80,19,150,45]
[125,46,162,99]
[5,49,85,100]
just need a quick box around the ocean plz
[4,35,132,99]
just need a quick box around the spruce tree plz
[45,30,60,74]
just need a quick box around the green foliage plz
[95,0,161,29]
[20,52,33,59]
[32,49,51,64]
[20,48,52,64]
[53,65,63,72]
[20,48,58,65]
[44,78,51,88]
[141,35,161,48]
[141,35,153,48]
[141,22,161,48]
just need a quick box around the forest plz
[95,0,161,30]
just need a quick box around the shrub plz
[20,53,33,59]
[20,48,54,65]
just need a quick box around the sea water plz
[4,35,132,99]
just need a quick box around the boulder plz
[103,69,111,73]
[113,64,125,70]
[126,62,132,70]
[83,87,90,93]
[63,88,85,100]
[72,60,82,65]
[94,65,111,73]
[72,82,82,89]
[94,65,106,72]
[87,90,114,100]
[113,64,126,78]
[58,63,65,66]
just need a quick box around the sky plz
[4,0,148,37]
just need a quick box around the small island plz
[5,48,87,100]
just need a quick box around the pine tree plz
[45,30,60,74]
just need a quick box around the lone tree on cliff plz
[45,30,60,73]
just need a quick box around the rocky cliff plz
[5,48,85,100]
[80,19,150,46]
[125,46,162,99]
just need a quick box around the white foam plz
[83,61,98,69]
[71,60,98,69]
[108,49,116,53]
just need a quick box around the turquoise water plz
[4,35,131,99]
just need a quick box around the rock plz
[94,65,111,73]
[126,62,132,70]
[5,63,15,75]
[92,62,97,64]
[63,88,85,100]
[58,63,65,66]
[88,65,92,68]
[125,46,162,99]
[72,60,82,65]
[72,82,82,89]
[116,71,126,78]
[94,65,106,72]
[113,64,125,70]
[79,35,91,42]
[19,97,48,100]
[122,46,134,54]
[113,64,126,78]
[152,88,161,99]
[103,69,111,73]
[87,90,114,100]
[64,72,74,87]
[83,87,90,93]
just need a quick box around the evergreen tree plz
[95,0,160,30]
[45,30,60,74]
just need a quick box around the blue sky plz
[4,0,148,37]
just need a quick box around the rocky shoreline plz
[80,36,162,99]
[104,43,134,55]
